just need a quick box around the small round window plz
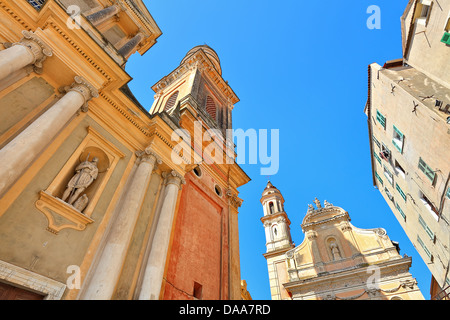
[193,166,202,178]
[214,185,222,197]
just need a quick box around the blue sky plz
[127,0,432,300]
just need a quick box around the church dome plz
[180,45,222,75]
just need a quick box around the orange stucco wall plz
[162,171,230,300]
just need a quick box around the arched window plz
[272,225,278,238]
[206,96,216,119]
[269,202,274,214]
[164,91,179,111]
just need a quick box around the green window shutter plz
[417,235,432,260]
[396,202,406,220]
[376,110,386,129]
[418,215,434,240]
[396,183,407,202]
[373,152,381,165]
[418,157,436,183]
[375,171,383,185]
[446,187,450,199]
[392,125,404,152]
[372,135,381,148]
[441,32,450,45]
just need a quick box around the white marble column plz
[0,29,52,81]
[0,76,98,197]
[137,170,185,300]
[80,150,160,300]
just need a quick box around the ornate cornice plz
[320,279,418,300]
[0,2,32,32]
[42,20,114,84]
[284,256,413,293]
[302,211,349,231]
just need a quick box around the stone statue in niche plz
[61,157,99,209]
[330,241,342,261]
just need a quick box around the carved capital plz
[306,231,318,241]
[225,188,243,209]
[6,29,53,74]
[135,148,162,167]
[162,170,186,189]
[61,76,99,112]
[341,223,353,233]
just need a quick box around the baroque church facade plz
[0,0,250,300]
[260,181,425,300]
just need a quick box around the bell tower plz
[149,45,238,137]
[260,181,294,300]
[260,181,293,253]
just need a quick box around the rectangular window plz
[380,143,391,161]
[385,187,394,201]
[419,191,439,218]
[394,160,406,179]
[418,215,435,240]
[417,0,433,27]
[396,183,407,202]
[374,152,382,165]
[396,202,406,221]
[375,171,383,186]
[392,125,405,152]
[417,235,432,261]
[384,166,394,185]
[418,157,436,183]
[376,110,386,129]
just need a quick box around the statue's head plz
[92,157,99,163]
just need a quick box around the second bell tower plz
[260,181,293,253]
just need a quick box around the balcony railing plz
[432,284,450,300]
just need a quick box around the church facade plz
[0,0,250,300]
[261,182,424,300]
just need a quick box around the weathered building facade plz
[0,0,250,300]
[261,182,424,300]
[365,0,450,299]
